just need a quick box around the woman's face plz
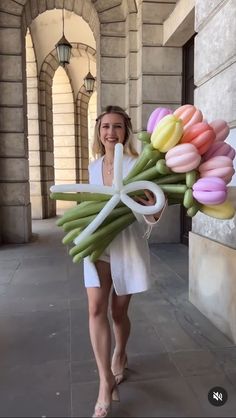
[99,113,126,153]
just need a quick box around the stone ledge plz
[163,0,195,47]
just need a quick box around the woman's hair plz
[92,105,138,158]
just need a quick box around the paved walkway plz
[0,218,236,417]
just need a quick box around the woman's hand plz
[135,190,156,206]
[135,190,166,221]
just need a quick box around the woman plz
[84,106,165,417]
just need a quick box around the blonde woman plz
[85,106,165,417]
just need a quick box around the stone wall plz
[189,232,236,343]
[141,0,182,126]
[0,0,194,243]
[193,0,236,247]
[140,0,183,242]
[190,0,236,342]
[0,3,32,243]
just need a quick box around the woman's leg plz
[111,291,132,380]
[86,260,115,408]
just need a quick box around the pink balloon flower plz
[193,177,227,205]
[165,143,201,173]
[199,155,235,184]
[202,141,236,161]
[173,104,203,132]
[209,119,230,142]
[147,107,173,133]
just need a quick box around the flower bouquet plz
[50,104,235,264]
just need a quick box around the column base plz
[189,232,236,343]
[1,204,32,243]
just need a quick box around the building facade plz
[0,0,235,340]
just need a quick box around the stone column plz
[38,60,56,219]
[128,4,141,145]
[140,0,183,243]
[26,31,42,219]
[141,0,182,127]
[76,91,90,183]
[190,0,236,343]
[52,67,76,214]
[99,9,128,111]
[0,16,31,243]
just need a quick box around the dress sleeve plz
[88,162,92,184]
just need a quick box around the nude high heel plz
[111,385,120,402]
[92,385,119,418]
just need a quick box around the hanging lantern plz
[56,35,72,67]
[55,9,72,67]
[84,71,95,94]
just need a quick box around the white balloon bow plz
[50,144,165,246]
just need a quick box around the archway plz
[0,0,136,243]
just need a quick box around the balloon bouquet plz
[50,104,236,264]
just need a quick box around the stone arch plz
[0,0,136,243]
[0,0,100,243]
[38,49,58,218]
[76,87,92,184]
[37,43,96,218]
[21,0,100,39]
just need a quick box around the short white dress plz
[83,154,158,296]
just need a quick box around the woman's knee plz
[87,284,110,319]
[111,305,128,324]
[111,294,131,323]
[88,300,108,319]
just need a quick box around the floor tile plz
[0,361,71,417]
[0,219,235,417]
[186,373,236,417]
[0,311,69,368]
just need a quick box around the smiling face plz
[99,113,126,153]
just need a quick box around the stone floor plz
[0,218,236,417]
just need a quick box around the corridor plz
[0,219,236,417]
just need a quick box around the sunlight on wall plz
[52,67,76,214]
[88,91,97,162]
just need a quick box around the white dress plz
[83,154,154,296]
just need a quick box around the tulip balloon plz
[151,114,183,152]
[173,104,203,132]
[180,121,215,155]
[165,143,201,173]
[202,141,236,161]
[199,155,235,184]
[147,107,173,133]
[50,103,236,265]
[200,199,235,219]
[193,177,227,205]
[209,119,230,142]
